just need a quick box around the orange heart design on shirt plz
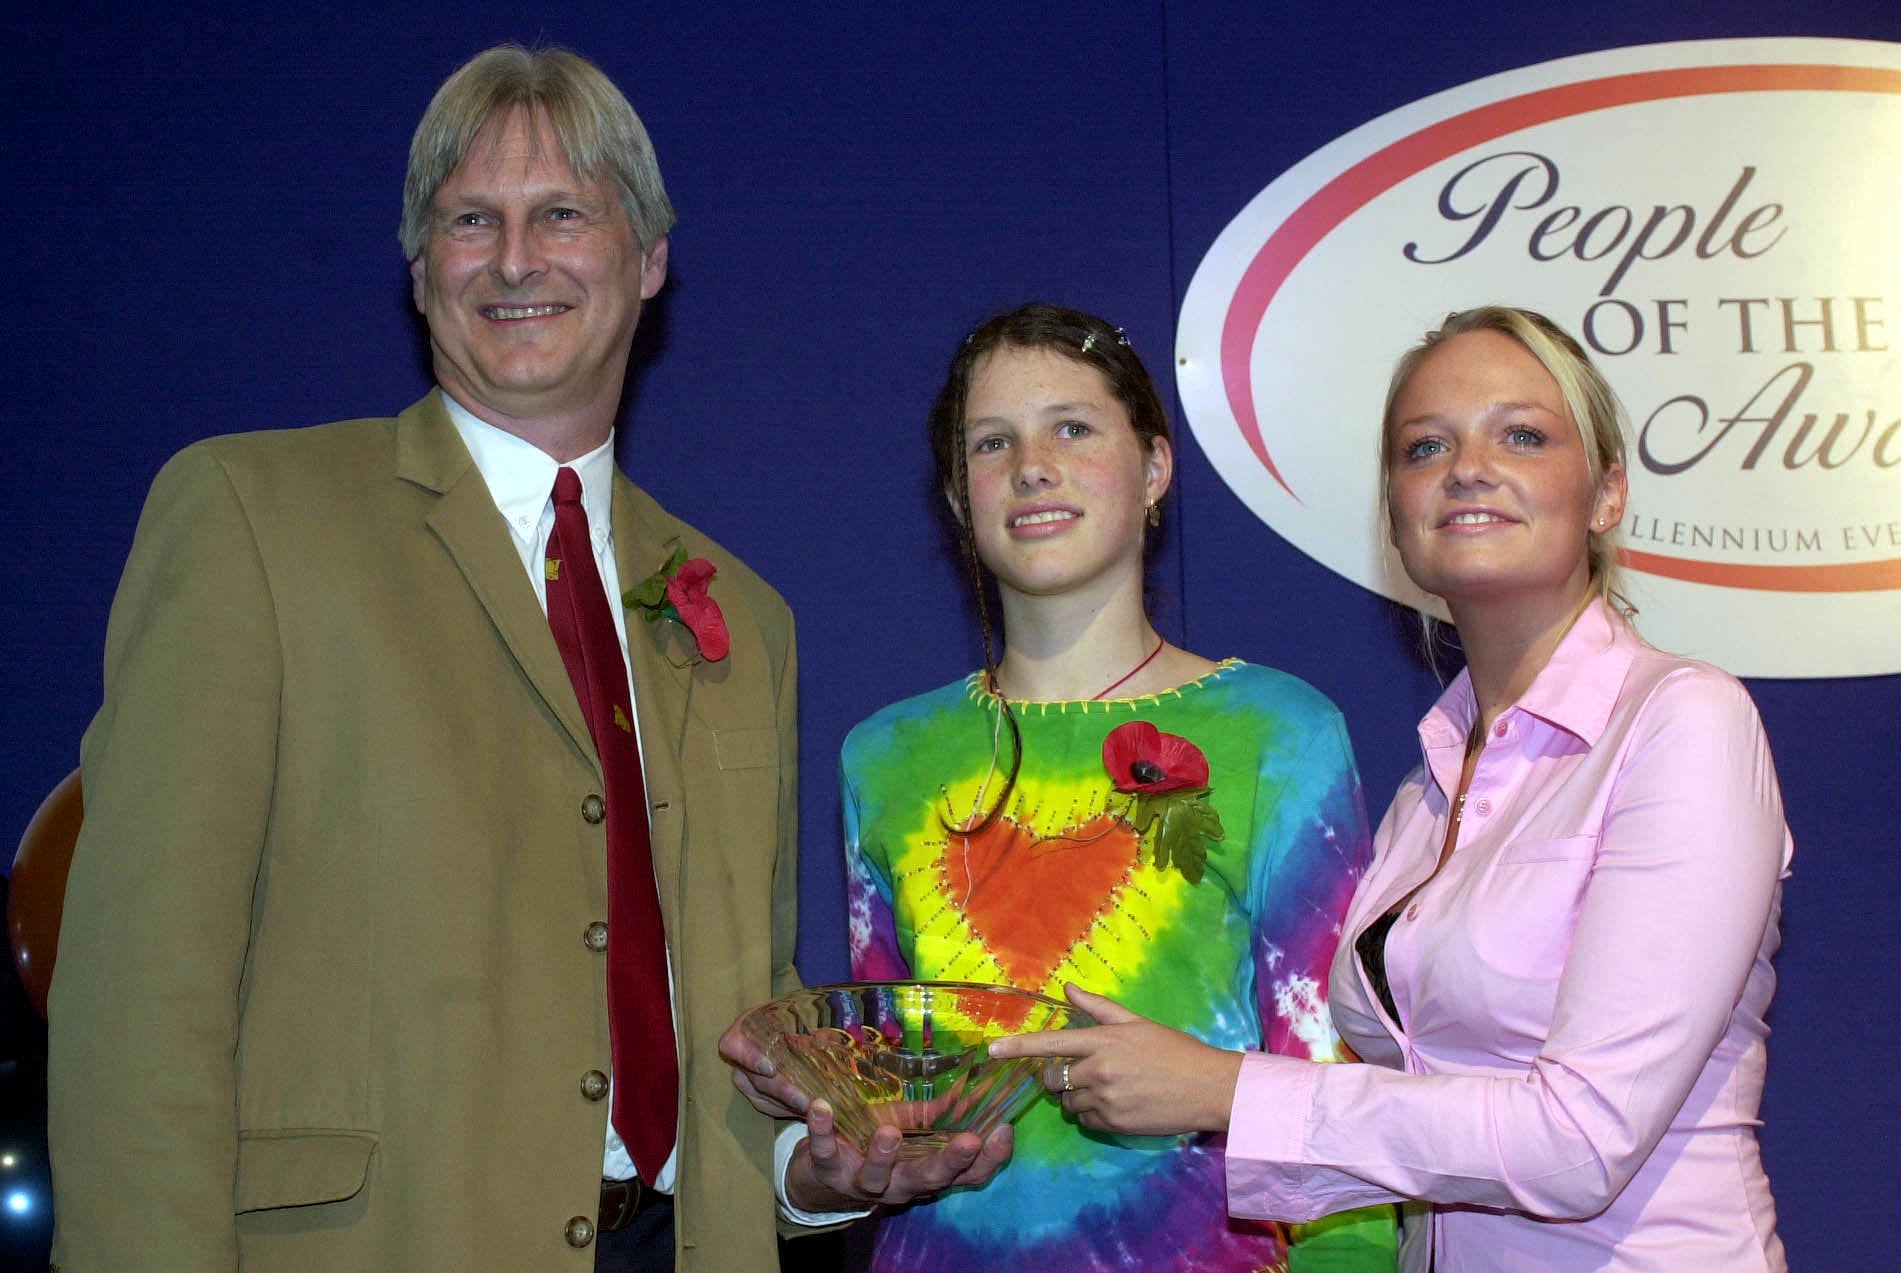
[940,811,1140,989]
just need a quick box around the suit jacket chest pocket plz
[1467,834,1598,981]
[713,726,779,771]
[706,727,781,837]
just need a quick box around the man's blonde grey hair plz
[399,44,675,260]
[1380,304,1633,618]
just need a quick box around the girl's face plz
[1386,329,1623,612]
[955,345,1170,603]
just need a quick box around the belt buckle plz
[599,1176,646,1232]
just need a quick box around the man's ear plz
[640,234,669,300]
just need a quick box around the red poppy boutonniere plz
[1102,721,1224,884]
[622,545,730,663]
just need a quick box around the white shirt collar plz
[439,389,617,542]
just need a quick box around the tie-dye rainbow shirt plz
[843,660,1393,1272]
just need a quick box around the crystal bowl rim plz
[744,978,1079,1021]
[736,980,1091,1051]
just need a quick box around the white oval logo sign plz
[1177,37,1901,678]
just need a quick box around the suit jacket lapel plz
[612,474,693,913]
[395,394,599,772]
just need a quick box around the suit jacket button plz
[581,1069,610,1101]
[581,794,606,824]
[565,1216,596,1248]
[584,921,609,952]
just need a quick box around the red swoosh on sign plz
[1218,62,1901,591]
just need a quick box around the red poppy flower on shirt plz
[1102,721,1210,794]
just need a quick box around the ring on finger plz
[1060,1060,1075,1093]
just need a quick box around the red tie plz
[544,466,678,1182]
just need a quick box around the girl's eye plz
[972,435,1008,454]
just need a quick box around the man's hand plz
[986,984,1242,1137]
[717,1014,809,1119]
[783,1100,1013,1212]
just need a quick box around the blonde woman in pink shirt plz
[995,306,1792,1271]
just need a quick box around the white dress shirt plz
[446,391,857,1223]
[443,392,673,1190]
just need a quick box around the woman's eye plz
[1507,426,1545,446]
[1402,438,1445,461]
[1056,420,1092,439]
[972,435,1007,454]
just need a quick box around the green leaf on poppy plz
[624,548,691,614]
[1148,791,1225,885]
[624,572,669,611]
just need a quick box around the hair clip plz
[1080,326,1130,355]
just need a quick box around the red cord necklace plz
[1092,636,1165,700]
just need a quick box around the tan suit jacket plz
[48,395,799,1272]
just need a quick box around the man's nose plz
[493,220,547,287]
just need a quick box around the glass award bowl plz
[738,980,1092,1158]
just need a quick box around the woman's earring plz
[1146,502,1162,528]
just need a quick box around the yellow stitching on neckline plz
[964,658,1242,709]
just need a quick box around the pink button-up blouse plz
[1226,601,1792,1272]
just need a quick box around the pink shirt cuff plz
[1226,1050,1321,1220]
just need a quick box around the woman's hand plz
[784,1101,1014,1212]
[987,984,1243,1137]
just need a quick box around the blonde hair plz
[1380,305,1632,617]
[399,44,675,259]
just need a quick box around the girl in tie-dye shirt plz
[834,304,1393,1272]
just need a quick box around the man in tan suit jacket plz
[49,45,799,1272]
